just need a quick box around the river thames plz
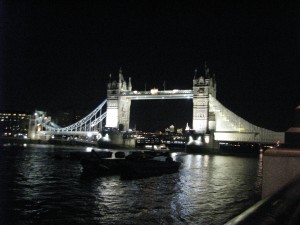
[0,144,262,225]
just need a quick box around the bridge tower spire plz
[194,68,198,79]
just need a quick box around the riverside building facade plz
[0,112,31,138]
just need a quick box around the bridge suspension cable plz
[209,95,284,143]
[38,99,107,135]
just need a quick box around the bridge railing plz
[224,176,300,225]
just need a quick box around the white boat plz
[153,144,169,151]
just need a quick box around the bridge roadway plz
[120,89,193,100]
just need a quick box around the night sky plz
[1,1,300,132]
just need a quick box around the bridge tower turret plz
[192,63,216,133]
[106,68,132,131]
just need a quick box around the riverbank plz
[0,137,98,147]
[0,137,263,158]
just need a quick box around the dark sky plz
[1,1,300,131]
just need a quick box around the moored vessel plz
[80,150,181,179]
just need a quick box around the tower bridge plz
[30,65,285,149]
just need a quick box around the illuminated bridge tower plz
[106,68,132,130]
[192,64,216,133]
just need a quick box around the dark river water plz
[0,144,262,225]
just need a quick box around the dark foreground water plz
[0,144,262,225]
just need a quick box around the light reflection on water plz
[0,144,262,225]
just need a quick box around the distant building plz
[165,125,184,134]
[185,123,191,131]
[169,125,175,133]
[0,112,32,138]
[176,128,183,134]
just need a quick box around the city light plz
[187,135,203,146]
[96,133,102,140]
[150,88,158,95]
[101,133,111,142]
[204,136,210,143]
[85,147,93,152]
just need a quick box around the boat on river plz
[80,150,181,179]
[120,154,181,179]
[143,144,170,151]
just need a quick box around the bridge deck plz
[121,90,193,100]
